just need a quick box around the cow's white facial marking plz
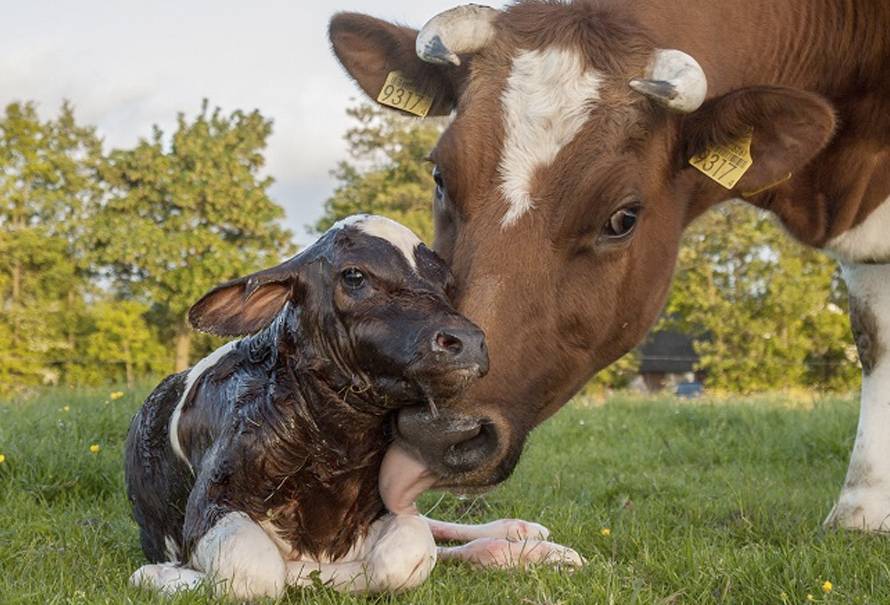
[498,47,604,227]
[333,214,422,270]
[827,198,890,263]
[826,263,890,531]
[169,340,239,471]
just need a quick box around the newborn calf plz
[125,215,488,599]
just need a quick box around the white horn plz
[416,4,498,67]
[629,49,708,113]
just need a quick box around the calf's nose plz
[431,327,489,375]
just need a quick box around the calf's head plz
[188,214,488,413]
[330,3,837,488]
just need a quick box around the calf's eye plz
[602,206,641,240]
[341,267,365,290]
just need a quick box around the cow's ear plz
[680,86,836,193]
[188,259,301,337]
[329,12,460,117]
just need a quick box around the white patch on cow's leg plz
[827,198,890,264]
[130,563,205,595]
[287,514,436,593]
[438,537,584,570]
[169,340,239,470]
[191,511,286,599]
[826,263,890,531]
[498,47,603,226]
[423,515,550,542]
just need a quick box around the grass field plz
[2,387,889,604]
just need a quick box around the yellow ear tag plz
[377,71,435,117]
[689,130,754,189]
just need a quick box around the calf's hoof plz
[130,563,204,595]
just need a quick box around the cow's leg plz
[189,511,287,599]
[438,537,584,569]
[286,514,436,593]
[826,263,890,532]
[422,515,550,542]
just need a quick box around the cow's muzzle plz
[395,406,499,477]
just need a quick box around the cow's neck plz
[634,0,890,254]
[636,0,889,97]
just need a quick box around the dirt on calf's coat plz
[125,214,488,597]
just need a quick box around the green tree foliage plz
[92,101,294,371]
[0,102,102,390]
[316,103,858,392]
[316,104,443,242]
[663,203,858,393]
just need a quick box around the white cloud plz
[1,0,501,244]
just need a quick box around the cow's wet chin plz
[378,442,439,514]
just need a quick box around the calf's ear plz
[679,86,836,193]
[329,12,460,116]
[188,260,300,337]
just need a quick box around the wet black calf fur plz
[125,215,488,567]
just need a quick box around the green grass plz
[2,387,888,604]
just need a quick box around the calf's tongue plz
[379,442,439,515]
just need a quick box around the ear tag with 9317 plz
[377,71,435,117]
[689,130,754,189]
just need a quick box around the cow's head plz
[330,3,836,488]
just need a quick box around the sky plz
[0,0,505,245]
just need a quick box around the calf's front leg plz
[826,263,890,532]
[287,514,436,593]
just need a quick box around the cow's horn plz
[629,49,708,113]
[416,4,499,66]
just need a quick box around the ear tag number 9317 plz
[689,130,754,189]
[377,71,435,117]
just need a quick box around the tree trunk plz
[11,260,20,302]
[174,320,191,372]
[123,340,134,389]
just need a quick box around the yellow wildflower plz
[110,391,125,400]
[600,528,611,537]
[89,444,101,454]
[822,581,832,594]
[63,405,70,412]
[0,453,6,464]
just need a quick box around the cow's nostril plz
[435,331,464,355]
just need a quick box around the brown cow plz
[330,1,890,532]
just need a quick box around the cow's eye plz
[341,267,365,290]
[602,205,641,240]
[432,166,446,200]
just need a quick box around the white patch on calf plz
[191,511,286,599]
[336,214,422,270]
[498,48,603,227]
[826,263,890,531]
[827,198,890,264]
[169,340,239,470]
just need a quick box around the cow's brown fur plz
[330,0,890,488]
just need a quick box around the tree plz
[663,202,858,393]
[92,101,294,371]
[0,102,103,392]
[82,300,168,388]
[316,103,443,242]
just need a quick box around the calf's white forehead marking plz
[498,47,604,227]
[169,339,239,471]
[827,198,890,264]
[334,214,421,269]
